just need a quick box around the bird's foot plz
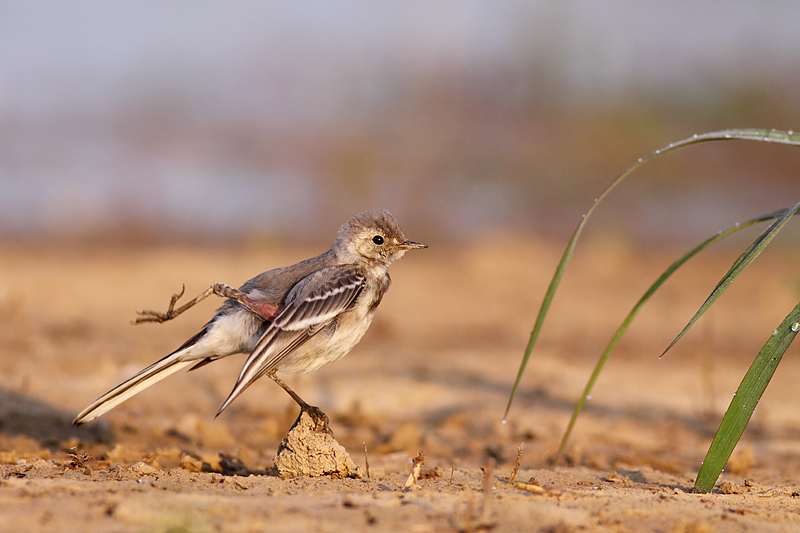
[134,284,187,324]
[133,282,254,325]
[300,403,332,435]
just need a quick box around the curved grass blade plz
[554,209,788,464]
[504,128,800,420]
[661,200,800,358]
[693,301,800,493]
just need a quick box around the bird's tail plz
[73,349,195,425]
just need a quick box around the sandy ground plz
[2,234,800,532]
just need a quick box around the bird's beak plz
[396,240,428,250]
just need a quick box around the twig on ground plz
[67,446,94,475]
[515,481,562,497]
[508,442,523,485]
[363,442,370,480]
[403,450,425,491]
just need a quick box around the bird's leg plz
[135,283,271,324]
[268,371,331,434]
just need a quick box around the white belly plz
[275,309,376,374]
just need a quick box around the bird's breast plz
[273,272,391,375]
[360,270,391,314]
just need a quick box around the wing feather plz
[216,266,365,415]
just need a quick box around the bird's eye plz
[372,235,384,245]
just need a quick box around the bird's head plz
[334,209,427,266]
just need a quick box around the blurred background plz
[3,3,800,491]
[1,0,800,246]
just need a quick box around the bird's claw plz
[134,309,173,324]
[133,285,186,324]
[301,404,332,434]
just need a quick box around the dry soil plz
[2,235,800,532]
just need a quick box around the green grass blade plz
[504,128,800,419]
[554,210,788,464]
[693,301,800,493]
[661,200,800,357]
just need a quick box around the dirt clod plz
[273,411,357,478]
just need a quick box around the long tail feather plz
[74,327,210,425]
[73,351,194,425]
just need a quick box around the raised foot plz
[133,282,259,325]
[134,284,186,324]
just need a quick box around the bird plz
[73,209,427,429]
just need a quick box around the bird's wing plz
[216,265,365,415]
